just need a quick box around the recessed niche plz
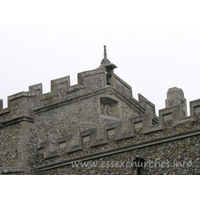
[100,97,118,116]
[83,135,90,143]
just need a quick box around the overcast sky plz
[1,25,200,115]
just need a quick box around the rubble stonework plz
[0,46,200,175]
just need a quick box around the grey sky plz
[1,25,200,115]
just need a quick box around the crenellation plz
[69,84,85,92]
[65,133,83,154]
[114,74,132,99]
[132,113,155,134]
[0,95,35,127]
[189,99,200,117]
[43,141,60,160]
[130,97,146,115]
[114,121,136,141]
[90,127,107,147]
[1,46,200,175]
[138,93,156,115]
[29,83,43,98]
[7,91,33,102]
[51,76,70,93]
[8,96,34,119]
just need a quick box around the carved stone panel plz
[100,97,118,116]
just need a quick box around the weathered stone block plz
[51,76,70,93]
[165,87,187,117]
[29,83,43,98]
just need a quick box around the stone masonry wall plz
[0,124,21,169]
[26,89,138,173]
[1,54,200,175]
[37,135,200,175]
[36,117,200,175]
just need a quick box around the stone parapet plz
[1,47,200,175]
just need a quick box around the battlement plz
[35,91,200,157]
[0,68,200,129]
[0,59,137,126]
[1,46,200,175]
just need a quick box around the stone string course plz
[0,48,200,175]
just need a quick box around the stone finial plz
[101,45,111,65]
[104,45,107,59]
[167,87,184,99]
[165,87,187,117]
